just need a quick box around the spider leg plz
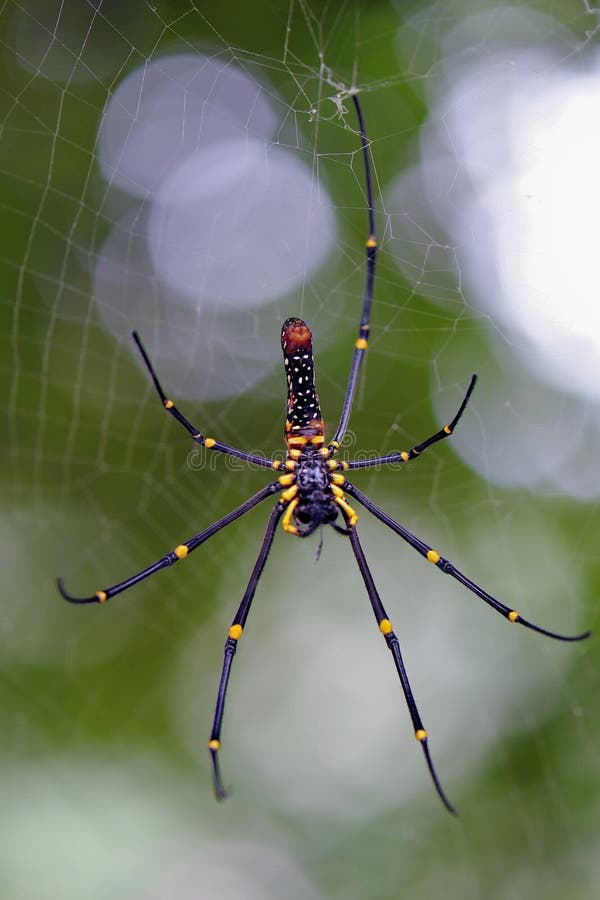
[331,522,352,536]
[347,525,456,814]
[57,482,282,604]
[133,331,279,471]
[345,482,591,642]
[329,94,378,450]
[343,374,477,471]
[208,500,284,799]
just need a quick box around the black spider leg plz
[57,482,283,604]
[344,374,478,471]
[347,524,457,814]
[345,482,591,642]
[133,331,277,470]
[329,94,378,450]
[208,500,285,799]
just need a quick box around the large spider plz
[58,93,590,814]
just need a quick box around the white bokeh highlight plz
[93,53,337,401]
[98,54,279,198]
[148,138,335,310]
[390,6,600,497]
[498,79,600,392]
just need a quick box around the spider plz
[58,93,590,814]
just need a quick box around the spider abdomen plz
[281,317,324,443]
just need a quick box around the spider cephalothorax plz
[281,442,347,537]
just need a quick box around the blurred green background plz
[1,2,599,899]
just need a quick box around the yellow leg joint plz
[415,729,428,742]
[229,624,243,640]
[508,610,520,623]
[278,473,295,487]
[400,451,409,462]
[164,399,174,409]
[334,496,358,527]
[204,437,216,448]
[443,425,452,435]
[175,544,188,559]
[281,484,298,503]
[355,338,368,350]
[282,498,299,534]
[379,618,393,635]
[285,459,297,470]
[96,590,107,603]
[331,473,346,486]
[208,739,220,751]
[366,235,377,248]
[427,549,440,564]
[272,459,282,470]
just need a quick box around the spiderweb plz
[2,2,600,899]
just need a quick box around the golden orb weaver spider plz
[58,92,591,814]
